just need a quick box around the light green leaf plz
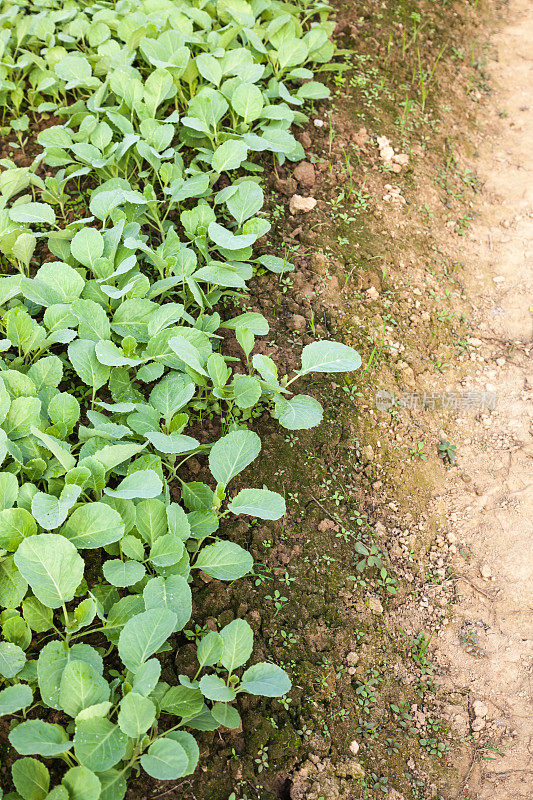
[9,202,56,226]
[240,662,291,696]
[140,738,188,780]
[61,503,124,549]
[14,534,84,609]
[117,692,156,738]
[228,488,286,520]
[300,341,362,374]
[102,560,145,588]
[9,719,72,756]
[104,470,162,500]
[59,661,110,718]
[62,766,101,800]
[211,702,241,729]
[118,608,177,672]
[194,541,253,581]
[12,756,49,800]
[220,618,254,671]
[70,228,105,268]
[199,674,236,701]
[68,340,110,391]
[0,683,33,717]
[274,394,323,430]
[197,631,224,669]
[143,575,191,631]
[73,718,127,772]
[208,429,261,485]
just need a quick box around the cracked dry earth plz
[431,2,532,798]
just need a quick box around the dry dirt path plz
[432,1,533,798]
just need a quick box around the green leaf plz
[0,683,33,716]
[102,560,146,588]
[143,575,192,631]
[70,228,105,268]
[140,738,188,780]
[149,373,195,420]
[0,556,28,607]
[232,375,261,409]
[208,430,261,486]
[149,533,184,568]
[240,662,291,696]
[197,631,224,668]
[300,341,362,374]
[94,769,126,800]
[73,718,127,772]
[9,202,56,226]
[59,660,110,718]
[68,340,110,391]
[62,766,101,800]
[117,692,156,738]
[199,674,236,702]
[231,83,264,122]
[226,181,264,225]
[195,541,253,581]
[9,720,72,756]
[14,534,84,609]
[208,221,255,251]
[0,641,26,677]
[61,503,124,549]
[274,394,323,430]
[168,334,208,376]
[104,470,162,500]
[12,757,49,800]
[30,486,82,530]
[220,619,254,671]
[160,685,203,719]
[118,609,177,672]
[211,140,248,173]
[22,596,53,633]
[145,432,199,455]
[163,731,199,775]
[228,488,285,520]
[211,702,241,729]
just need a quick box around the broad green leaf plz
[300,341,362,374]
[131,659,161,697]
[30,485,82,530]
[195,541,253,581]
[14,534,84,609]
[274,394,323,430]
[9,202,56,226]
[0,641,26,677]
[149,533,184,567]
[231,84,264,122]
[61,503,124,549]
[211,702,241,729]
[199,674,236,702]
[232,375,261,409]
[102,559,145,588]
[62,766,101,800]
[12,757,49,800]
[208,429,260,485]
[240,662,291,696]
[143,575,192,631]
[226,181,264,224]
[73,718,127,772]
[9,720,72,756]
[0,683,33,716]
[104,470,162,500]
[197,631,223,669]
[68,340,110,391]
[117,692,156,738]
[70,228,105,268]
[0,555,28,607]
[228,488,286,520]
[160,685,203,719]
[211,140,248,173]
[94,769,126,800]
[22,596,53,633]
[149,373,195,420]
[118,608,177,672]
[140,738,188,780]
[145,432,199,455]
[59,661,110,719]
[164,731,199,775]
[220,619,254,671]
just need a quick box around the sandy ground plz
[432,1,533,797]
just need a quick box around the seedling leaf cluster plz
[0,0,361,796]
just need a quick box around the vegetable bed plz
[0,0,360,797]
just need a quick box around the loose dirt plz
[428,1,533,797]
